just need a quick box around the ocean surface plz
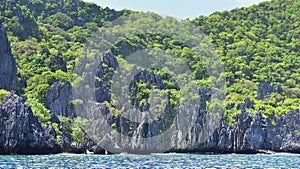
[0,153,299,168]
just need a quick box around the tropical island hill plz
[0,0,299,154]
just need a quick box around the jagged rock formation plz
[46,80,75,118]
[95,52,119,103]
[92,100,300,154]
[0,92,96,154]
[199,109,300,153]
[0,93,61,154]
[51,55,300,153]
[88,53,300,154]
[45,80,97,153]
[0,24,17,91]
[1,92,299,155]
[0,50,299,154]
[0,0,298,155]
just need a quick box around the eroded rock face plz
[0,93,61,154]
[95,52,119,103]
[46,80,75,118]
[187,108,299,154]
[73,52,300,154]
[45,80,98,153]
[0,24,17,91]
[90,79,300,154]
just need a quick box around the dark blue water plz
[0,153,299,168]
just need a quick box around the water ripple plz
[0,153,300,168]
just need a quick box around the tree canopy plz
[0,0,299,126]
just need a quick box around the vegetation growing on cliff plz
[193,0,300,122]
[0,0,299,127]
[0,89,10,104]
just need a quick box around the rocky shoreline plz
[0,92,299,155]
[173,109,300,154]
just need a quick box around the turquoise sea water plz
[0,153,299,168]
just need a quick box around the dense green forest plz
[0,0,299,132]
[193,0,300,123]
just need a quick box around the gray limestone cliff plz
[86,53,300,154]
[0,93,61,154]
[46,80,75,119]
[0,24,16,91]
[0,49,299,155]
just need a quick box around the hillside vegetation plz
[0,0,299,128]
[193,0,300,123]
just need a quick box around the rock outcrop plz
[0,24,17,91]
[0,93,61,154]
[88,77,300,154]
[0,92,95,155]
[95,52,119,103]
[200,109,300,153]
[91,104,300,154]
[46,80,75,119]
[75,50,293,155]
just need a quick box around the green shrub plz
[0,90,10,104]
[52,122,62,141]
[58,116,88,143]
[26,98,51,126]
[71,117,88,143]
